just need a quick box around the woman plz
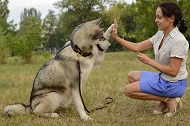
[112,1,189,117]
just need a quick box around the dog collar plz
[97,44,104,51]
[70,40,92,57]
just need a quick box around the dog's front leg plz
[72,88,92,121]
[104,24,115,40]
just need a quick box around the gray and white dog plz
[3,18,114,120]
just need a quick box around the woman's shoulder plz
[171,27,187,40]
[155,30,164,36]
[171,28,189,49]
[149,30,164,43]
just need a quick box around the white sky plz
[8,0,59,25]
[8,0,135,26]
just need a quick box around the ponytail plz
[178,18,187,33]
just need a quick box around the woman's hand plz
[137,53,152,65]
[111,18,118,40]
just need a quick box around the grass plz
[0,51,190,126]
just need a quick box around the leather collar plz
[70,40,92,57]
[97,44,104,51]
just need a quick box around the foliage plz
[127,0,190,42]
[131,0,160,42]
[1,0,190,62]
[0,0,10,32]
[0,27,8,64]
[17,17,44,64]
[19,8,42,34]
[101,3,130,51]
[54,0,114,45]
[5,32,17,56]
[35,50,51,59]
[42,10,59,48]
[12,8,46,64]
[10,0,189,53]
[120,3,137,41]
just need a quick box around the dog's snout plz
[108,43,111,47]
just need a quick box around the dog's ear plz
[91,28,104,40]
[91,18,102,26]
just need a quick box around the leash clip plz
[77,53,81,58]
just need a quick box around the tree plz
[54,0,114,45]
[131,0,188,42]
[0,0,10,32]
[101,3,129,51]
[131,0,160,42]
[42,10,58,48]
[0,27,8,64]
[0,0,16,62]
[19,8,41,34]
[16,8,44,63]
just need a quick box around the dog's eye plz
[92,28,104,40]
[99,36,105,41]
[92,33,100,40]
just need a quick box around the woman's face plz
[155,7,174,31]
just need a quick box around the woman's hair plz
[158,1,187,33]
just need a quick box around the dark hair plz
[159,1,187,33]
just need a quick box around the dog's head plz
[70,18,112,56]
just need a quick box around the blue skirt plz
[139,71,187,97]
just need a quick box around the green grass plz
[0,51,190,126]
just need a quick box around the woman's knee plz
[124,82,141,98]
[128,71,141,83]
[124,85,133,97]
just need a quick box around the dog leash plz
[89,97,114,112]
[76,53,123,113]
[76,53,91,113]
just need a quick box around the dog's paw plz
[104,24,115,39]
[3,110,15,118]
[43,113,59,118]
[81,115,93,121]
[107,24,115,33]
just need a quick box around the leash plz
[77,53,91,113]
[89,97,114,112]
[76,53,123,113]
[89,91,124,112]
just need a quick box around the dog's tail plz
[3,104,32,117]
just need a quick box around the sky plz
[8,0,59,25]
[8,0,135,26]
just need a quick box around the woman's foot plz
[153,101,167,115]
[164,97,183,117]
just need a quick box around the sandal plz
[153,102,167,115]
[164,97,183,117]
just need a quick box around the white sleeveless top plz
[149,27,189,82]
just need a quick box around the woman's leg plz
[128,71,166,112]
[124,81,176,113]
[154,102,167,113]
[127,71,141,83]
[124,81,165,101]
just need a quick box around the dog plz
[3,18,114,120]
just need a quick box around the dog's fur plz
[3,18,113,120]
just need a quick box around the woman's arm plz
[112,19,153,52]
[113,37,153,52]
[137,53,182,77]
